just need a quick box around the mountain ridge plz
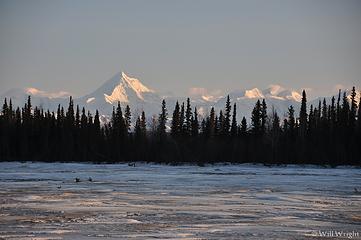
[1,71,355,121]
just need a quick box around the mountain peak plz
[121,72,154,96]
[25,87,71,99]
[244,88,264,99]
[83,71,155,103]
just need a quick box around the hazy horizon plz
[1,0,361,99]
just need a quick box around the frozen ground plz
[0,162,360,240]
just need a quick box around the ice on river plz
[0,162,360,239]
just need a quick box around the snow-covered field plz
[0,162,360,239]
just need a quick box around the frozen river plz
[0,162,360,239]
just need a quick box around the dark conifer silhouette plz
[240,117,247,136]
[171,101,181,136]
[191,107,199,137]
[251,100,261,136]
[0,87,359,165]
[299,90,307,138]
[157,99,167,137]
[231,103,237,137]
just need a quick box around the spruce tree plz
[349,86,357,129]
[157,99,167,137]
[336,89,341,124]
[180,102,185,135]
[321,98,328,129]
[75,105,80,128]
[287,105,295,136]
[261,99,267,135]
[9,99,13,120]
[124,105,131,134]
[240,117,247,136]
[218,110,224,135]
[66,96,75,126]
[94,110,100,132]
[317,100,322,125]
[2,98,8,119]
[201,118,207,135]
[223,95,231,135]
[330,96,336,129]
[231,103,237,137]
[251,100,261,135]
[87,111,93,125]
[171,101,180,136]
[208,107,215,137]
[134,116,142,139]
[56,104,62,127]
[114,102,126,137]
[140,111,147,137]
[299,90,307,137]
[341,91,350,128]
[357,93,361,132]
[272,111,280,133]
[81,107,87,129]
[26,96,32,119]
[191,107,199,136]
[214,116,219,135]
[185,98,192,135]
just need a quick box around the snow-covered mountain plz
[76,72,161,118]
[0,71,324,121]
[0,87,70,111]
[211,86,301,120]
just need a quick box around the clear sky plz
[0,0,360,98]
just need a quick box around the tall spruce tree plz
[349,86,357,129]
[214,116,219,135]
[218,110,224,136]
[94,110,100,132]
[80,107,87,129]
[75,105,80,128]
[201,119,207,136]
[240,117,247,136]
[171,101,181,136]
[357,93,361,132]
[321,98,328,129]
[341,92,350,128]
[66,96,75,126]
[185,98,192,136]
[191,107,199,136]
[230,103,237,137]
[272,111,280,133]
[330,96,336,129]
[251,100,261,135]
[124,105,131,134]
[157,99,167,137]
[140,111,147,137]
[299,90,307,137]
[179,102,185,135]
[261,99,267,135]
[209,107,215,137]
[134,117,142,139]
[287,105,295,136]
[336,89,341,124]
[223,95,231,135]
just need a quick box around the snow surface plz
[0,162,360,239]
[86,97,95,103]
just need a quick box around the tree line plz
[0,87,360,165]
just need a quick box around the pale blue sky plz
[0,0,360,98]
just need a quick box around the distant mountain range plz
[1,71,357,122]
